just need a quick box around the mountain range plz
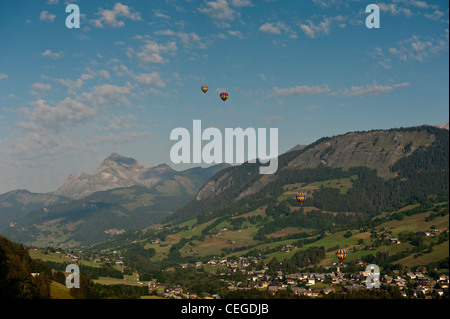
[55,153,178,199]
[0,124,448,249]
[0,154,228,247]
[167,124,449,224]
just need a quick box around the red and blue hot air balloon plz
[335,249,348,262]
[220,92,229,102]
[296,193,307,205]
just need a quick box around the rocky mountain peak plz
[97,153,143,173]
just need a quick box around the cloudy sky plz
[0,0,448,194]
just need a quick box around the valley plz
[1,124,448,299]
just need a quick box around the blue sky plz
[0,0,448,194]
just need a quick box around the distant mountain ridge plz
[0,190,68,230]
[168,125,449,224]
[0,155,229,247]
[434,123,449,130]
[55,153,205,199]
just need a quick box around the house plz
[416,266,427,273]
[307,278,316,285]
[416,287,428,294]
[438,282,448,289]
[172,287,184,294]
[435,289,444,297]
[259,281,269,288]
[311,290,321,297]
[315,274,325,282]
[291,287,309,296]
[322,287,335,295]
[268,286,279,294]
[286,278,296,285]
[406,272,416,280]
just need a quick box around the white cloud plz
[19,98,96,132]
[269,85,330,97]
[259,22,297,39]
[298,15,345,38]
[136,39,177,65]
[312,0,363,8]
[101,114,139,131]
[92,3,141,28]
[370,47,392,69]
[56,78,84,94]
[110,63,166,88]
[389,33,449,62]
[312,0,345,8]
[260,22,284,35]
[154,29,207,49]
[154,10,171,19]
[424,10,445,21]
[42,49,64,60]
[40,11,56,22]
[198,0,238,27]
[47,0,59,4]
[80,68,110,81]
[30,83,52,97]
[228,30,245,39]
[331,81,410,97]
[133,72,165,88]
[393,0,428,9]
[230,0,253,7]
[378,3,413,17]
[80,83,133,107]
[0,73,8,80]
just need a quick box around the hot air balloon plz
[201,85,209,94]
[335,249,348,262]
[220,92,229,102]
[296,193,307,205]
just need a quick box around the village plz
[29,224,449,300]
[137,255,449,299]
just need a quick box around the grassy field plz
[378,211,449,236]
[93,276,145,286]
[29,250,70,263]
[279,177,356,202]
[50,281,74,299]
[185,227,259,257]
[266,227,314,238]
[395,241,449,268]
